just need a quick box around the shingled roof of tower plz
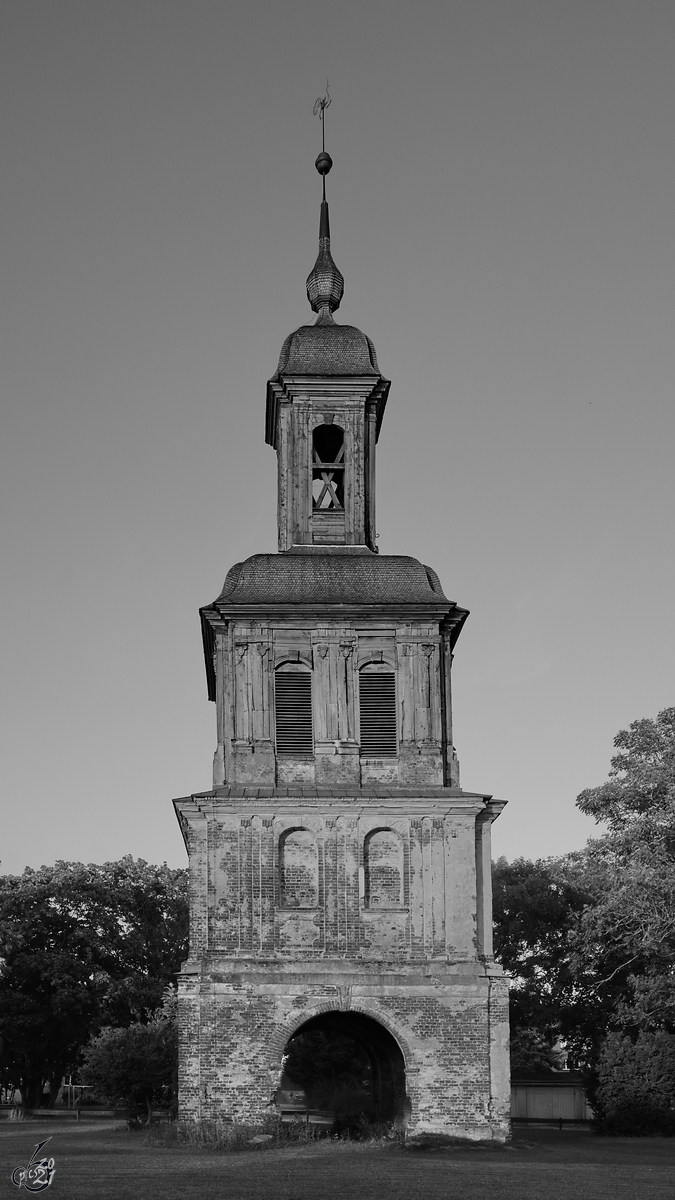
[200,553,469,700]
[213,553,453,606]
[273,321,381,377]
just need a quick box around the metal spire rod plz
[307,84,342,321]
[313,83,331,198]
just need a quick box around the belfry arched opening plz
[279,1012,407,1125]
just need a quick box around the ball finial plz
[315,151,333,177]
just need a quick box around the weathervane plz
[313,84,333,197]
[313,83,331,150]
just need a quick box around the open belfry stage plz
[173,128,510,1140]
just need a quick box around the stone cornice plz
[173,787,505,822]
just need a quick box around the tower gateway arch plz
[173,143,510,1140]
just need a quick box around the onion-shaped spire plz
[305,150,344,323]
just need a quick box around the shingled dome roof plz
[200,553,469,700]
[274,320,381,378]
[213,553,451,607]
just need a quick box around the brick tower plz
[174,141,510,1139]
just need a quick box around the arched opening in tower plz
[312,423,345,509]
[277,1010,407,1126]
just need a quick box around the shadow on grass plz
[401,1133,514,1153]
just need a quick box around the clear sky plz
[1,0,673,876]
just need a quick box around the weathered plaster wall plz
[274,384,380,551]
[177,966,510,1139]
[177,795,499,960]
[211,620,452,789]
[175,790,510,1140]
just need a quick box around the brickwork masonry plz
[177,961,510,1140]
[174,792,510,1140]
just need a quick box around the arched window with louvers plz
[275,664,314,758]
[364,828,404,909]
[359,662,398,758]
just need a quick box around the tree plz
[492,707,675,1107]
[574,707,675,1034]
[492,856,601,1069]
[0,858,188,1108]
[594,1030,675,1135]
[576,707,675,831]
[567,707,675,1130]
[80,988,178,1123]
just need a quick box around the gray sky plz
[1,0,673,876]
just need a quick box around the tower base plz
[178,958,510,1141]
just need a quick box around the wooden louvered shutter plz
[275,670,314,757]
[359,669,398,757]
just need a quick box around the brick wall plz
[177,797,498,961]
[175,789,510,1140]
[177,969,510,1139]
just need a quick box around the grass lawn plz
[1,1120,673,1200]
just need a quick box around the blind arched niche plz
[279,828,319,908]
[364,828,404,909]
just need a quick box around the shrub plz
[80,989,177,1123]
[147,1111,398,1150]
[595,1030,675,1135]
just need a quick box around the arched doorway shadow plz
[279,1010,407,1125]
